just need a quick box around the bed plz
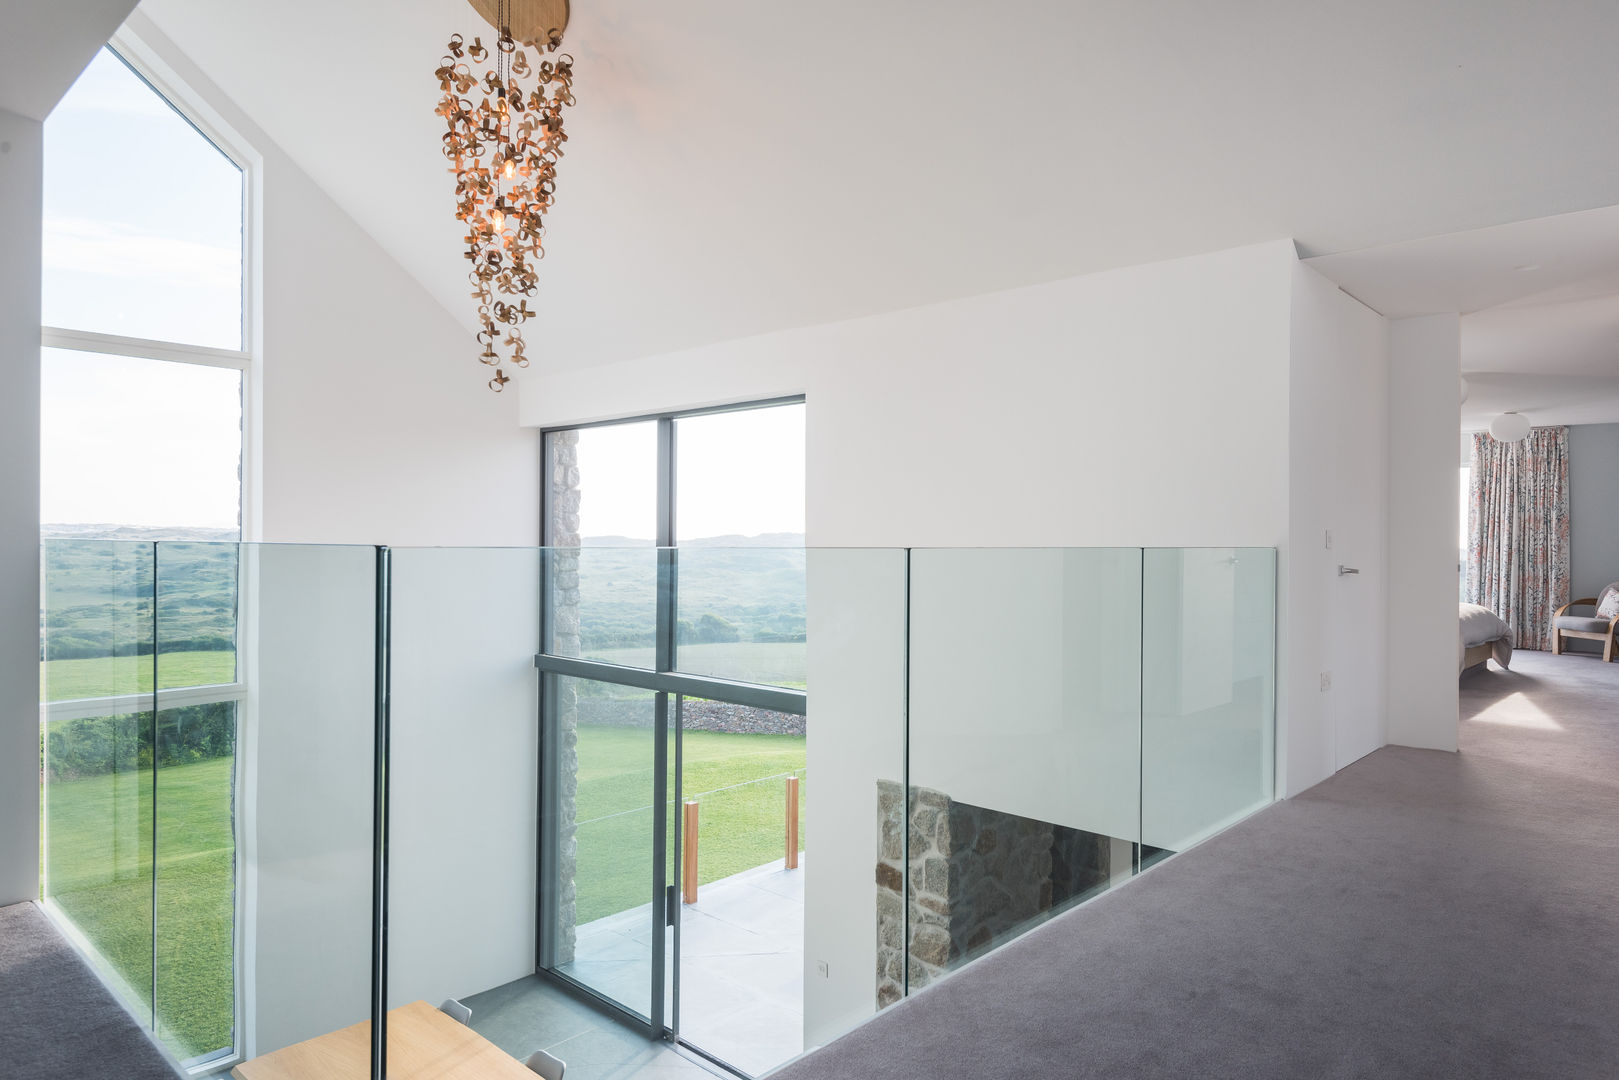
[1459,603,1512,675]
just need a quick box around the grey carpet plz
[773,649,1619,1080]
[0,901,178,1079]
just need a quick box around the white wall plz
[526,239,1301,1045]
[387,548,539,1009]
[1387,314,1461,751]
[1569,423,1619,602]
[525,240,1297,549]
[1287,263,1391,783]
[122,12,540,548]
[0,107,43,905]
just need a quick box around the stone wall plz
[875,780,1112,1007]
[549,431,581,965]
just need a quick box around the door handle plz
[1338,565,1360,576]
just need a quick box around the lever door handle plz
[1338,565,1360,576]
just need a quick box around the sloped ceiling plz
[0,0,140,119]
[138,0,1619,373]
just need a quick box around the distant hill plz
[43,524,240,542]
[581,533,805,548]
[41,538,239,661]
[39,530,806,660]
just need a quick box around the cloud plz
[43,216,238,287]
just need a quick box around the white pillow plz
[1598,586,1619,620]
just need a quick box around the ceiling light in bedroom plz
[1488,412,1532,442]
[435,0,575,392]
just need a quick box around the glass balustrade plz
[39,542,1275,1080]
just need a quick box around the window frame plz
[539,395,807,549]
[534,397,807,1049]
[41,31,261,540]
[37,31,260,1076]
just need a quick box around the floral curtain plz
[1466,427,1570,650]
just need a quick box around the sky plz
[40,48,244,531]
[573,404,805,541]
[40,348,243,530]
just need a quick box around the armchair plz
[1552,583,1619,662]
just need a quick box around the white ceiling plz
[0,0,138,119]
[1306,205,1619,430]
[137,0,1619,374]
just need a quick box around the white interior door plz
[1330,536,1383,770]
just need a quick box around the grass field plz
[41,651,238,702]
[45,755,236,1061]
[587,642,806,688]
[43,725,804,1055]
[573,726,807,923]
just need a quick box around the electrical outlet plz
[1324,530,1334,550]
[1319,671,1333,692]
[817,960,830,978]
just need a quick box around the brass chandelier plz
[435,0,575,391]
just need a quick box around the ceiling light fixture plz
[435,0,574,391]
[1488,412,1532,442]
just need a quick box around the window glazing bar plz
[44,682,247,723]
[533,654,806,716]
[650,692,669,1034]
[41,326,252,370]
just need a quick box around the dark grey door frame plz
[534,398,807,1047]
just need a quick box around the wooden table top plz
[232,999,534,1080]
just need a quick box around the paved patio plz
[559,856,806,1076]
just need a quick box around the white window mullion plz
[41,327,251,371]
[44,682,248,724]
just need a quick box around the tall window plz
[536,400,809,1071]
[41,44,247,537]
[38,44,250,1070]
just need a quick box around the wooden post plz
[785,775,800,870]
[682,800,699,904]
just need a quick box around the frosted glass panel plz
[242,543,377,1059]
[904,548,1143,979]
[1140,547,1276,852]
[385,547,544,1070]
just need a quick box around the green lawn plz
[45,754,236,1061]
[587,642,806,688]
[573,726,806,923]
[42,723,800,1057]
[42,651,238,702]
